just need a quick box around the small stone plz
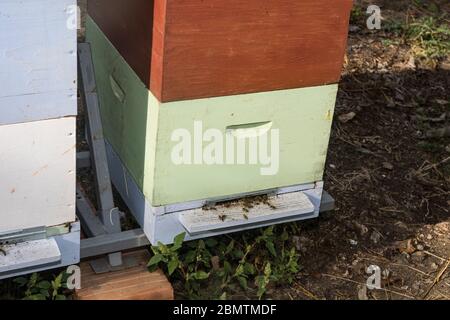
[329,164,336,169]
[349,25,361,33]
[370,231,382,244]
[382,162,394,170]
[435,99,448,106]
[416,244,424,251]
[338,112,357,123]
[293,236,311,253]
[394,221,408,231]
[430,262,439,270]
[357,284,368,300]
[411,251,426,264]
[406,55,416,69]
[426,234,433,240]
[412,282,421,291]
[349,239,358,246]
[397,239,416,254]
[353,222,369,236]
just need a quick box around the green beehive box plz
[86,16,337,208]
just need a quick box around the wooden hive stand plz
[75,250,173,300]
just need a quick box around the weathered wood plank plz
[76,250,174,300]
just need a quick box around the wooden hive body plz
[0,0,77,233]
[86,1,351,243]
[87,16,339,207]
[88,0,352,102]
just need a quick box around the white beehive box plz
[0,0,78,267]
[0,0,77,125]
[0,118,76,233]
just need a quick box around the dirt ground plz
[280,0,450,300]
[76,0,448,300]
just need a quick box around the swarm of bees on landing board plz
[202,194,277,222]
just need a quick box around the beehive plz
[86,0,352,243]
[0,0,78,276]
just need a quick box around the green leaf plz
[157,242,170,254]
[193,271,209,280]
[29,273,39,286]
[263,226,274,237]
[13,277,28,287]
[232,249,244,259]
[173,232,186,248]
[150,246,161,255]
[147,254,163,267]
[255,276,266,298]
[234,264,244,277]
[243,262,255,275]
[197,240,206,250]
[168,258,179,276]
[205,238,218,248]
[53,273,63,289]
[237,276,248,290]
[37,280,51,290]
[55,294,66,300]
[264,262,272,277]
[265,241,277,257]
[39,289,50,298]
[223,261,232,274]
[184,250,197,264]
[225,240,235,255]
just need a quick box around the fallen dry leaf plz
[338,112,357,123]
[396,239,416,254]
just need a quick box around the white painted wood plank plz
[0,117,76,232]
[0,0,77,124]
[179,192,314,235]
[0,90,77,125]
[0,237,61,273]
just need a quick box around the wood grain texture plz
[75,250,173,300]
[89,0,352,102]
[87,0,154,86]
